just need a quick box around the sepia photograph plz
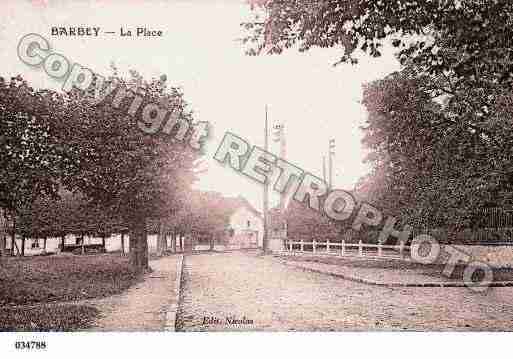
[1,0,513,357]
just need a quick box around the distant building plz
[222,196,263,248]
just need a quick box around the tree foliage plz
[0,76,70,216]
[358,70,513,229]
[245,0,513,83]
[17,189,125,240]
[58,69,201,269]
[0,69,201,265]
[245,1,513,233]
[284,200,339,241]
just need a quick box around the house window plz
[247,220,251,228]
[31,239,39,249]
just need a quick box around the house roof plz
[222,195,262,219]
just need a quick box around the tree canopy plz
[0,69,202,267]
[0,76,70,217]
[245,0,513,233]
[57,68,201,268]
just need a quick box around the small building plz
[222,196,263,248]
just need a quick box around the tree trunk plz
[128,213,149,272]
[120,232,125,256]
[156,221,165,257]
[60,235,65,252]
[0,236,5,254]
[12,239,20,256]
[43,237,47,252]
[101,235,106,252]
[210,233,215,251]
[172,230,177,253]
[11,213,16,256]
[161,231,168,254]
[21,236,25,257]
[184,233,192,253]
[0,209,6,254]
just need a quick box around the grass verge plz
[282,255,513,282]
[0,304,99,331]
[0,254,141,306]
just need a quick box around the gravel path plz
[88,255,180,331]
[177,251,513,331]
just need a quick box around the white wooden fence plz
[284,239,411,260]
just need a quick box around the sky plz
[0,0,401,211]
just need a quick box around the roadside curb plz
[164,254,184,331]
[279,259,513,288]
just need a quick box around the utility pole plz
[263,105,269,254]
[273,122,286,210]
[328,138,335,189]
[322,156,327,183]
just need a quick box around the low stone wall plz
[451,245,513,268]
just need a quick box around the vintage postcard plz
[0,0,512,357]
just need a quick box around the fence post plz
[313,239,316,254]
[289,240,293,252]
[300,239,304,252]
[378,241,382,257]
[341,239,345,256]
[358,240,363,256]
[399,241,404,257]
[326,239,330,253]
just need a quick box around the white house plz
[0,233,165,257]
[224,196,264,248]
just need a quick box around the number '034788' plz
[14,341,47,350]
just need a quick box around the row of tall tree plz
[0,68,222,270]
[4,188,234,257]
